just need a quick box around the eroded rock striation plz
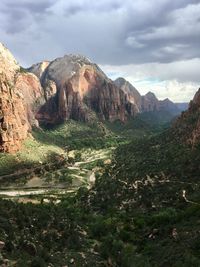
[0,42,192,153]
[114,77,142,112]
[29,55,137,125]
[0,43,44,152]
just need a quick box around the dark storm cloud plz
[0,0,54,34]
[0,0,200,70]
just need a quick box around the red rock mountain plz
[114,78,142,112]
[0,43,191,153]
[114,77,181,114]
[0,43,44,152]
[28,55,137,125]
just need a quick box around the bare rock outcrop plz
[0,73,30,152]
[115,77,183,114]
[0,43,44,152]
[114,77,142,112]
[141,92,160,112]
[29,55,137,125]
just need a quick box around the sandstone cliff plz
[114,77,142,112]
[29,55,137,125]
[141,92,160,112]
[0,43,44,152]
[0,42,192,153]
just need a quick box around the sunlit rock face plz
[0,43,19,80]
[0,43,44,152]
[29,55,137,125]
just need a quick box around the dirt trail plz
[0,148,111,201]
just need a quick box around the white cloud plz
[101,59,200,102]
[0,0,199,102]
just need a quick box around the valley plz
[0,122,115,203]
[0,42,200,267]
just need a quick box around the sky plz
[0,0,200,102]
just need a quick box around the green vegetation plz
[32,120,121,150]
[1,113,200,266]
[105,110,175,138]
[87,130,200,266]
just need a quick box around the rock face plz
[29,55,137,125]
[159,98,179,114]
[0,43,44,152]
[0,42,191,153]
[14,73,44,126]
[0,73,29,152]
[174,88,200,145]
[114,78,142,112]
[141,92,160,112]
[0,43,19,79]
[114,77,182,114]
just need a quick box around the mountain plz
[114,77,185,115]
[142,91,160,111]
[114,77,142,112]
[28,56,137,125]
[159,98,179,114]
[0,43,190,153]
[1,44,200,267]
[0,43,44,152]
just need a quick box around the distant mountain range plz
[114,77,188,114]
[0,42,196,153]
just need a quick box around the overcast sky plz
[0,0,200,102]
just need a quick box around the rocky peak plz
[29,55,136,125]
[114,78,182,114]
[27,61,50,80]
[144,91,157,101]
[0,42,19,80]
[141,91,159,112]
[160,98,175,107]
[114,78,141,98]
[42,54,107,88]
[159,98,179,114]
[114,78,142,112]
[162,98,170,103]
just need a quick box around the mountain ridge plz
[114,77,186,115]
[0,42,192,152]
